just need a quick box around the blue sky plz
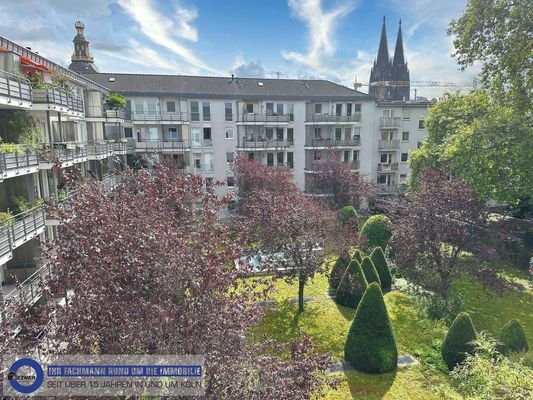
[0,0,478,98]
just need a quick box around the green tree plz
[360,215,392,250]
[449,0,532,110]
[105,92,127,109]
[339,205,357,225]
[335,260,368,308]
[498,319,529,355]
[442,312,477,370]
[344,282,398,373]
[360,257,381,287]
[370,247,393,291]
[329,252,350,290]
[409,91,532,205]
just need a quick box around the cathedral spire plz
[393,19,405,65]
[68,20,99,73]
[376,16,389,65]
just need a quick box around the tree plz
[498,319,529,355]
[310,147,375,210]
[329,252,351,290]
[2,163,336,399]
[389,167,485,303]
[361,214,392,250]
[449,0,532,110]
[104,92,127,109]
[335,260,368,308]
[344,282,398,373]
[339,205,357,225]
[360,257,381,286]
[442,312,477,370]
[409,91,532,205]
[370,247,393,292]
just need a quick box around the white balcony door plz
[191,128,201,148]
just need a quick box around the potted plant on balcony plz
[0,210,13,227]
[104,92,127,110]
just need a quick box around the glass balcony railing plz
[40,143,88,165]
[132,112,188,122]
[379,117,401,128]
[135,139,191,152]
[88,142,112,159]
[306,113,361,123]
[0,71,32,105]
[238,113,292,123]
[238,138,294,149]
[305,137,361,147]
[377,162,399,171]
[3,262,52,307]
[378,139,400,149]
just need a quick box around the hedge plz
[329,252,351,290]
[360,214,392,250]
[339,205,358,225]
[498,319,529,355]
[344,282,398,372]
[441,312,477,370]
[360,257,381,287]
[336,259,368,308]
[370,247,393,291]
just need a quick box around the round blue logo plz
[8,358,44,394]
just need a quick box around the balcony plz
[101,174,122,190]
[305,137,361,148]
[32,88,84,116]
[237,113,291,125]
[193,163,214,174]
[377,184,398,194]
[0,71,32,109]
[306,113,361,124]
[132,112,188,124]
[0,206,46,265]
[105,108,125,122]
[135,139,191,152]
[379,117,401,129]
[39,143,88,167]
[88,141,113,160]
[238,138,293,150]
[378,163,399,172]
[112,141,127,155]
[3,263,52,308]
[378,139,400,150]
[0,149,39,181]
[305,159,359,173]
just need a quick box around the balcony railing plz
[378,139,400,149]
[105,108,125,120]
[0,71,32,105]
[132,112,188,122]
[135,139,191,152]
[101,174,122,190]
[377,184,398,194]
[238,113,292,123]
[379,117,401,128]
[377,162,399,171]
[0,150,39,179]
[40,143,88,165]
[112,142,127,154]
[32,88,84,114]
[306,113,361,123]
[306,137,361,147]
[4,263,52,307]
[238,138,293,149]
[0,206,46,263]
[88,142,112,159]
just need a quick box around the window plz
[266,103,274,115]
[400,174,407,183]
[401,153,408,162]
[403,108,410,119]
[246,103,254,113]
[226,152,234,163]
[276,103,284,115]
[148,127,158,140]
[147,101,157,115]
[314,103,322,114]
[124,127,133,138]
[353,104,361,113]
[346,103,352,116]
[287,128,294,144]
[344,127,351,140]
[248,152,254,160]
[206,178,214,192]
[314,151,321,160]
[314,127,321,138]
[191,101,200,121]
[225,128,234,140]
[277,152,284,166]
[202,102,211,121]
[287,152,294,168]
[225,103,233,121]
[418,119,425,129]
[352,127,361,140]
[267,153,274,167]
[203,127,211,140]
[335,128,342,140]
[380,153,392,163]
[377,174,388,184]
[266,128,274,140]
[167,101,176,113]
[227,176,235,187]
[336,104,342,116]
[383,109,394,118]
[287,104,294,121]
[402,131,410,141]
[276,128,284,141]
[134,101,144,114]
[353,150,359,161]
[167,128,178,140]
[343,151,349,162]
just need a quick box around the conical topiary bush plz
[441,312,477,370]
[335,260,368,308]
[498,319,529,355]
[344,282,398,373]
[329,252,351,290]
[351,249,363,263]
[370,247,393,291]
[360,257,381,286]
[339,205,358,225]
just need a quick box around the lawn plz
[249,263,532,399]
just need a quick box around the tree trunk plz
[298,275,306,313]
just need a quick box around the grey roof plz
[83,72,372,101]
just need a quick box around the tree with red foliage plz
[1,163,336,399]
[388,167,486,303]
[311,147,375,210]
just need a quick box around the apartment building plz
[0,35,123,302]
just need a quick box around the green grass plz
[249,263,532,399]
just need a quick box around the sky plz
[0,0,479,98]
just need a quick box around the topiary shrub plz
[370,247,393,291]
[498,319,529,355]
[344,282,398,373]
[336,260,368,308]
[360,257,381,286]
[329,252,351,290]
[339,205,358,225]
[351,249,363,263]
[441,312,477,370]
[360,214,392,250]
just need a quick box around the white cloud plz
[231,55,265,78]
[117,0,218,74]
[282,0,355,71]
